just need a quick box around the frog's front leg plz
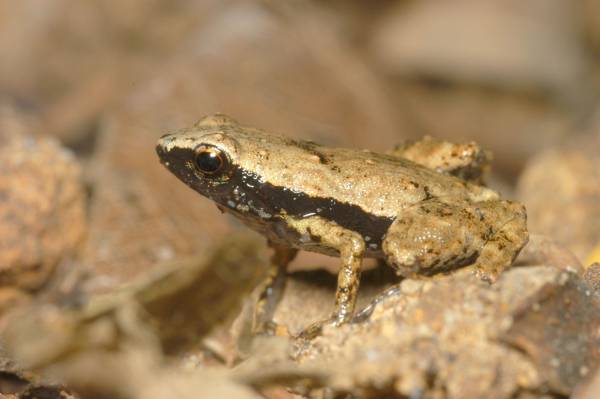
[253,243,297,335]
[286,216,366,333]
[382,199,527,281]
[331,231,365,324]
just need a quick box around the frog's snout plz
[157,133,174,146]
[156,134,175,154]
[155,142,166,160]
[155,135,174,164]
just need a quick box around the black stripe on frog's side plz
[224,167,394,249]
[156,143,394,248]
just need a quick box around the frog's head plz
[157,113,292,225]
[157,113,325,224]
[156,114,245,204]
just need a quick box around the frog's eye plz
[193,144,230,177]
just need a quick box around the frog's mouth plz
[156,143,194,182]
[156,142,212,192]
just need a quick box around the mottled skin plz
[389,135,491,185]
[156,114,528,335]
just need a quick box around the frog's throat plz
[215,166,394,251]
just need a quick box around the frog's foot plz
[252,243,297,336]
[388,136,491,184]
[295,316,342,341]
[352,285,403,323]
[470,201,529,282]
[382,200,483,277]
[295,297,363,340]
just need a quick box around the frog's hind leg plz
[388,137,491,184]
[252,243,297,335]
[382,200,482,278]
[382,199,527,281]
[469,200,528,281]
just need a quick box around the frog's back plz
[232,128,498,219]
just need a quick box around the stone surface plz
[583,263,600,293]
[239,266,600,399]
[517,148,600,262]
[515,234,583,273]
[581,0,600,58]
[0,105,86,292]
[0,236,269,399]
[2,235,267,366]
[370,0,587,94]
[573,366,600,399]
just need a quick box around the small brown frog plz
[156,114,528,335]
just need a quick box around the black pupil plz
[196,149,222,174]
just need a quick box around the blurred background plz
[1,0,600,290]
[1,2,600,398]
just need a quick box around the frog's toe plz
[295,317,341,341]
[474,264,502,283]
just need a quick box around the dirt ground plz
[0,1,599,398]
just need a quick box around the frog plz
[156,114,528,336]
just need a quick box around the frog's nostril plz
[156,134,174,153]
[158,134,172,146]
[155,141,169,158]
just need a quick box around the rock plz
[47,351,263,399]
[17,386,77,399]
[0,288,31,318]
[587,246,600,267]
[583,263,600,294]
[0,236,269,399]
[573,366,600,399]
[1,234,267,365]
[580,0,600,57]
[499,270,599,394]
[517,148,600,262]
[0,106,86,292]
[515,234,583,273]
[370,0,587,94]
[241,266,600,399]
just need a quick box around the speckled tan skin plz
[156,114,528,334]
[388,135,492,185]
